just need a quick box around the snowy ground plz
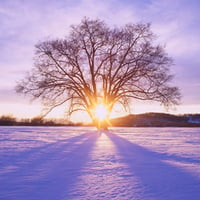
[0,127,200,200]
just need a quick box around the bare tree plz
[16,18,180,129]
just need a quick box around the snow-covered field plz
[0,127,200,200]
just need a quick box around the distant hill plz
[110,113,200,127]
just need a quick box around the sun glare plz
[94,104,108,121]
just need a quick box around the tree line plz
[0,115,82,126]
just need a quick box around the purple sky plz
[0,0,200,119]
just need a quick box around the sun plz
[94,104,108,121]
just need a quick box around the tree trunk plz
[93,119,109,131]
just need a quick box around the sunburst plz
[93,104,108,121]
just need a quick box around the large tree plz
[16,18,180,129]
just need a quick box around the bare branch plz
[16,18,180,128]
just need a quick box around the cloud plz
[0,0,200,115]
[131,0,200,105]
[0,0,138,74]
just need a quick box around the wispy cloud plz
[0,0,199,115]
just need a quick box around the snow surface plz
[0,126,200,200]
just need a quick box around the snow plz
[0,127,200,200]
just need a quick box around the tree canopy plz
[16,18,180,129]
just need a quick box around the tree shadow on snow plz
[105,131,200,200]
[0,132,99,200]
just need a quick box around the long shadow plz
[106,131,200,200]
[0,132,99,200]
